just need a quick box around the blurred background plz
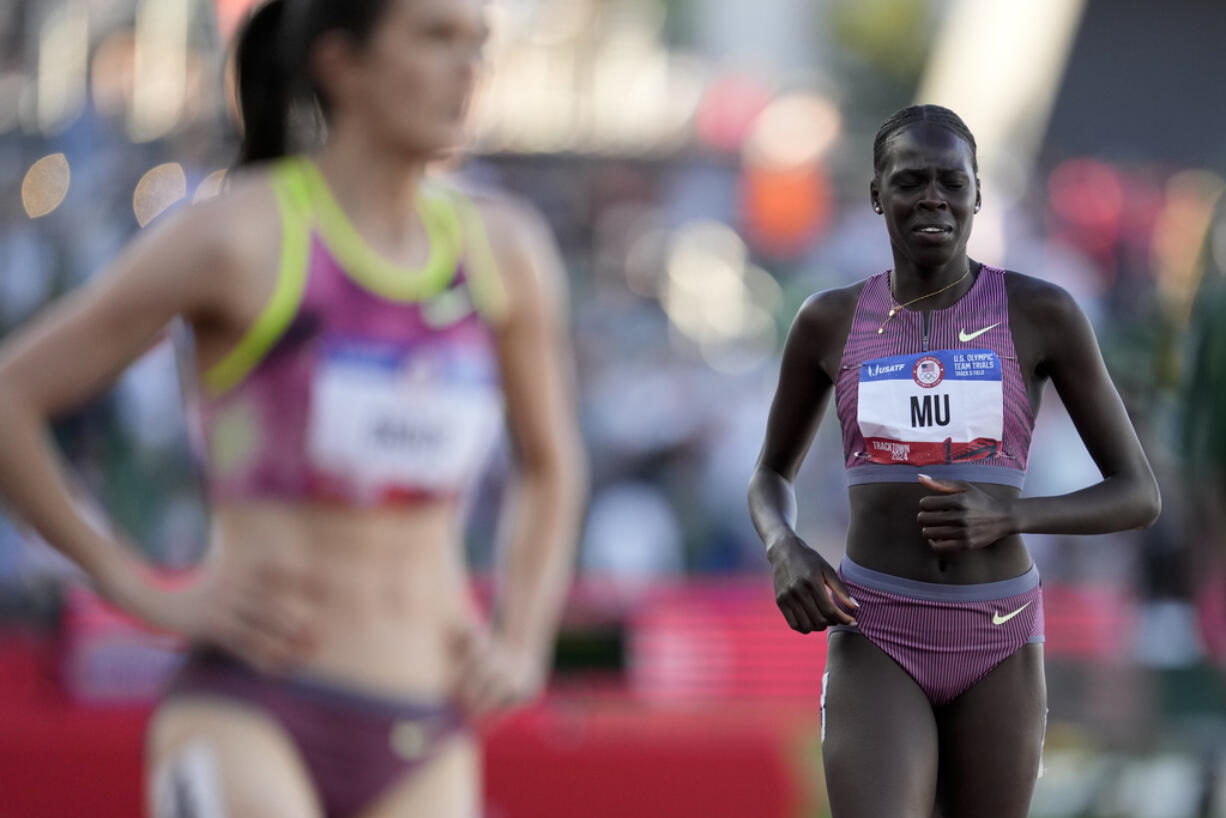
[1,0,1225,815]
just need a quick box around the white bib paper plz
[856,348,1003,465]
[307,340,502,492]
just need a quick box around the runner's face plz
[335,0,488,157]
[871,124,980,270]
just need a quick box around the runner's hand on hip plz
[452,621,546,720]
[136,560,320,673]
[767,533,858,633]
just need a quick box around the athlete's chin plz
[390,127,466,161]
[905,240,967,269]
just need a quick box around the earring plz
[873,204,883,214]
[974,203,981,213]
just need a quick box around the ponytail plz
[231,0,394,167]
[234,0,293,167]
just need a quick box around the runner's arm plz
[750,291,858,631]
[1007,283,1160,534]
[0,198,236,620]
[482,198,588,664]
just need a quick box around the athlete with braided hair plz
[749,104,1160,817]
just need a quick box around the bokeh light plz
[21,153,71,218]
[740,162,832,258]
[1048,158,1125,229]
[36,1,89,135]
[662,221,781,373]
[470,0,702,156]
[1048,157,1126,263]
[695,74,773,154]
[90,31,136,123]
[743,93,841,170]
[1151,169,1226,315]
[129,0,189,141]
[520,0,597,47]
[192,169,227,204]
[133,162,187,226]
[213,0,259,41]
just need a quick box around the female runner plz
[0,0,586,815]
[748,104,1160,818]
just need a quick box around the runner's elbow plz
[1132,477,1161,529]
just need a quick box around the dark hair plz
[872,104,978,178]
[233,0,394,167]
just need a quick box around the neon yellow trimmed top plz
[194,156,510,506]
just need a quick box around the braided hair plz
[872,105,978,178]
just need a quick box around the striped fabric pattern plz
[834,265,1034,486]
[829,557,1045,706]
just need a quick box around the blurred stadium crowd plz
[1,1,1225,816]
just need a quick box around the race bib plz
[307,338,502,492]
[857,348,1002,466]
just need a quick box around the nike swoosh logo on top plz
[421,286,476,329]
[959,323,1000,342]
[992,601,1032,625]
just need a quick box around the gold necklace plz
[877,265,971,334]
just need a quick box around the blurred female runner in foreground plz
[0,0,587,815]
[748,104,1160,818]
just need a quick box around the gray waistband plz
[283,669,453,719]
[847,463,1026,489]
[839,556,1040,602]
[184,650,452,719]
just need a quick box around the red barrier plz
[0,690,818,818]
[0,576,1134,816]
[483,702,820,818]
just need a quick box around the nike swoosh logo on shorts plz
[992,601,1031,625]
[390,720,427,760]
[959,323,1000,342]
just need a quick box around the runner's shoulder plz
[432,176,546,259]
[171,163,283,265]
[119,163,281,300]
[1003,269,1085,335]
[432,176,564,321]
[794,279,869,347]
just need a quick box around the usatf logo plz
[912,356,944,388]
[868,362,906,377]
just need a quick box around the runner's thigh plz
[822,630,939,818]
[934,643,1046,818]
[146,698,324,818]
[354,733,480,818]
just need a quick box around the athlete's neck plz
[889,256,978,311]
[313,125,431,247]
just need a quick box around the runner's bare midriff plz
[846,481,1032,585]
[209,500,477,699]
